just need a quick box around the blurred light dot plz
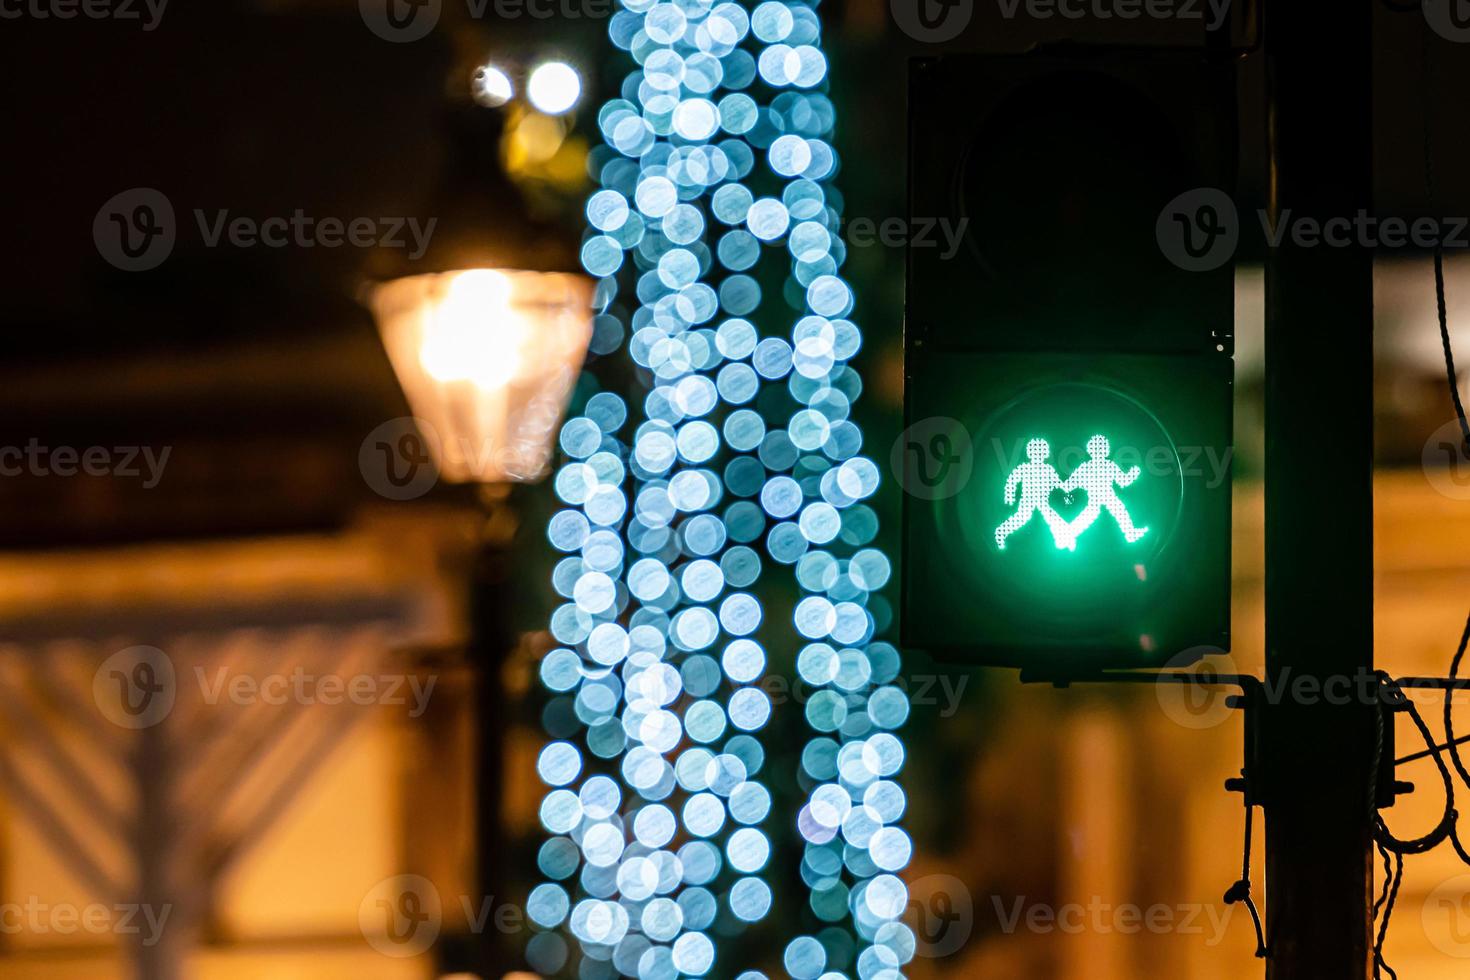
[527,883,570,928]
[761,476,803,518]
[784,936,826,980]
[537,741,583,786]
[673,932,715,976]
[730,876,772,921]
[868,826,913,871]
[722,638,765,682]
[726,827,771,873]
[728,687,771,730]
[642,897,684,942]
[472,63,513,107]
[684,792,727,836]
[864,874,908,919]
[528,61,582,115]
[747,198,790,241]
[729,780,772,823]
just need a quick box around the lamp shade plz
[370,268,593,485]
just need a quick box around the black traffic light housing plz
[901,50,1237,670]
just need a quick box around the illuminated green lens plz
[902,352,1230,668]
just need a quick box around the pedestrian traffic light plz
[900,51,1235,670]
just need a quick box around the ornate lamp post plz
[365,60,592,978]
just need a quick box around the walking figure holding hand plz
[1059,434,1149,544]
[994,438,1074,551]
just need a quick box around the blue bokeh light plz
[530,0,908,975]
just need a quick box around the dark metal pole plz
[1263,1,1375,976]
[134,711,182,980]
[471,485,517,976]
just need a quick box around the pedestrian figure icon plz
[994,438,1073,550]
[995,434,1149,551]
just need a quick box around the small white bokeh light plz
[472,63,514,108]
[527,61,581,115]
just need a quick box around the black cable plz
[1443,613,1470,791]
[1372,833,1403,980]
[1372,667,1470,976]
[1374,673,1458,857]
[1369,23,1470,971]
[1422,24,1470,454]
[1373,839,1393,924]
[1222,785,1267,957]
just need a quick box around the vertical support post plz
[134,714,183,980]
[471,485,517,976]
[1263,1,1375,976]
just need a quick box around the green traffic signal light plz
[901,353,1230,669]
[994,434,1150,553]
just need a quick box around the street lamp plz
[366,58,592,486]
[364,60,593,979]
[369,267,592,486]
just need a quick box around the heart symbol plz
[1050,486,1087,523]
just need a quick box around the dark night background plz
[1,0,1470,977]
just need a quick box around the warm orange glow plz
[371,269,593,485]
[418,271,528,389]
